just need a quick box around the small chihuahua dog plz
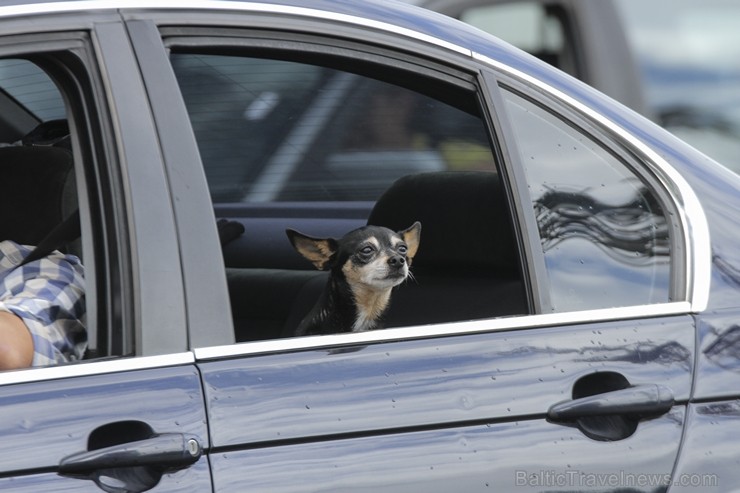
[285,222,421,337]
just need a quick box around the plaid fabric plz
[0,240,86,367]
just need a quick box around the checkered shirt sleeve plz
[0,240,87,367]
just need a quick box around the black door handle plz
[548,384,674,421]
[59,433,202,474]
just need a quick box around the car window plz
[502,88,672,312]
[171,50,528,341]
[171,54,496,202]
[0,59,66,122]
[0,57,92,369]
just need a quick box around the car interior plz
[224,170,529,342]
[182,50,533,342]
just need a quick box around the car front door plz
[0,13,214,492]
[0,358,211,493]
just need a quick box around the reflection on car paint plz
[201,318,692,448]
[211,411,684,492]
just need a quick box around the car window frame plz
[0,14,195,383]
[0,31,122,364]
[133,8,709,362]
[126,19,236,351]
[155,26,521,343]
[475,52,710,312]
[494,75,686,312]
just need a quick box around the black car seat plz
[0,144,77,250]
[365,170,528,326]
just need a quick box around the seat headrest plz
[0,146,74,246]
[367,171,519,276]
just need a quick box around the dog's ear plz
[398,221,421,261]
[286,229,338,270]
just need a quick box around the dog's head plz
[286,222,421,290]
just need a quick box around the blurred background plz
[404,0,740,174]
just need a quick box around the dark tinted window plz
[171,54,496,203]
[0,59,66,122]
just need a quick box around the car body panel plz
[212,411,684,491]
[0,361,210,491]
[0,1,734,491]
[0,461,212,493]
[670,402,738,492]
[694,310,740,401]
[201,316,692,491]
[202,317,693,446]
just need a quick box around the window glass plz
[0,59,66,121]
[502,89,671,312]
[172,51,527,341]
[171,53,496,203]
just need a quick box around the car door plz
[131,7,698,492]
[0,358,210,492]
[0,13,213,492]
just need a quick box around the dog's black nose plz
[388,255,406,267]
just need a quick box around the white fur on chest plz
[350,287,392,332]
[352,311,380,332]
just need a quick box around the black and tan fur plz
[285,222,421,336]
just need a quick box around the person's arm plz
[0,311,33,370]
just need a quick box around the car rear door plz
[128,5,698,491]
[196,317,691,492]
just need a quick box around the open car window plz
[170,45,680,345]
[0,57,89,368]
[170,49,528,342]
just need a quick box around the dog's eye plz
[360,246,375,255]
[397,244,408,255]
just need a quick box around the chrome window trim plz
[0,352,194,386]
[195,301,692,361]
[0,1,708,360]
[0,0,471,56]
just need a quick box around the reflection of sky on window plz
[545,237,670,312]
[503,90,670,311]
[505,95,644,206]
